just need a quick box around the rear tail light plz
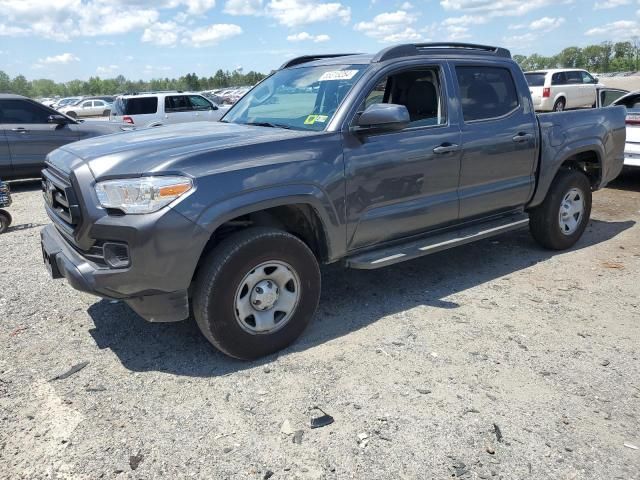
[542,88,551,98]
[626,114,640,125]
[122,116,134,124]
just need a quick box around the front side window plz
[581,71,596,84]
[189,95,213,111]
[224,64,367,131]
[0,99,51,124]
[455,66,519,122]
[359,68,446,128]
[82,101,93,108]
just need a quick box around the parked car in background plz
[109,91,229,127]
[611,90,640,169]
[53,96,83,110]
[0,94,131,179]
[525,68,600,112]
[58,98,112,118]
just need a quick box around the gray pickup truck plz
[40,43,626,359]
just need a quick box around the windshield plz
[223,64,367,131]
[525,73,547,87]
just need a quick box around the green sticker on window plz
[304,115,318,125]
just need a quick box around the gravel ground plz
[1,172,640,480]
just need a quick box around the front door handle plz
[512,133,534,143]
[11,127,28,133]
[433,143,461,154]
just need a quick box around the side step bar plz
[346,213,529,270]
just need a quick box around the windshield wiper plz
[245,121,293,130]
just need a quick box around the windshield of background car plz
[223,64,367,131]
[524,73,547,87]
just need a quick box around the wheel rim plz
[558,187,585,235]
[234,260,301,335]
[555,101,564,112]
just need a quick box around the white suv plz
[525,69,600,112]
[109,92,230,127]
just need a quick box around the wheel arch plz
[528,142,603,209]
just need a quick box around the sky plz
[0,0,638,82]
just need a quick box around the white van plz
[110,92,229,127]
[524,69,600,112]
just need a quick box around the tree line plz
[0,40,638,98]
[513,41,638,73]
[0,69,267,98]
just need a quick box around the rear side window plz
[524,73,546,87]
[165,95,191,113]
[0,99,52,124]
[116,97,158,115]
[565,71,582,84]
[455,66,519,122]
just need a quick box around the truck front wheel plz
[529,168,592,250]
[192,227,321,360]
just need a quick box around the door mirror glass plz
[354,103,410,134]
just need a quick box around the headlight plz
[95,176,193,214]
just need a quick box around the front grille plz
[42,168,81,230]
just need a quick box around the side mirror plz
[48,114,69,125]
[353,103,410,134]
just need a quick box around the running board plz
[346,213,529,270]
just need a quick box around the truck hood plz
[51,121,313,179]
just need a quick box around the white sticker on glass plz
[318,70,359,81]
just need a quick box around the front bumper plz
[41,210,208,322]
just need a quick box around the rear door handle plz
[512,133,534,143]
[11,127,28,133]
[433,143,461,154]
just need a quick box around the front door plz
[0,98,78,176]
[452,63,537,219]
[343,64,462,251]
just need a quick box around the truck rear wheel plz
[192,227,321,360]
[529,168,591,250]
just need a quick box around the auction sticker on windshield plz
[319,70,359,81]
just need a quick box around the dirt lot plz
[1,173,640,480]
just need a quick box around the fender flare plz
[191,183,344,262]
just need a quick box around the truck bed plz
[529,106,627,207]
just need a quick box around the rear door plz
[78,100,94,117]
[0,98,78,177]
[452,62,537,219]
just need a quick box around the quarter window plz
[551,72,566,85]
[360,68,446,128]
[455,66,519,122]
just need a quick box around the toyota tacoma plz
[40,43,626,359]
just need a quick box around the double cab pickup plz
[41,43,626,359]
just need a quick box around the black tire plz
[67,111,77,118]
[0,210,12,234]
[192,227,321,360]
[529,169,592,250]
[102,110,110,116]
[553,98,565,112]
